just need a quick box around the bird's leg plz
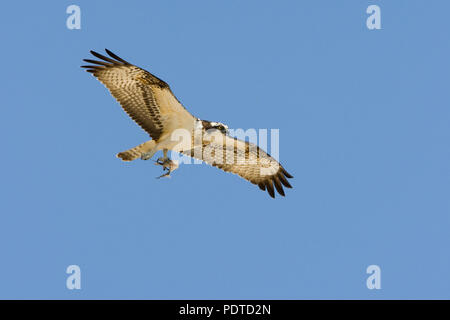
[156,171,171,179]
[156,160,179,179]
[155,149,173,170]
[156,149,170,167]
[155,149,179,178]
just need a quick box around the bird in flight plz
[82,49,293,197]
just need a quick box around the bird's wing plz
[182,132,293,198]
[82,49,195,140]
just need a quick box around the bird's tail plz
[116,140,156,161]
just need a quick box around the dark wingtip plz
[265,180,275,198]
[83,58,112,67]
[258,182,266,191]
[89,50,120,64]
[281,168,293,179]
[105,48,129,64]
[81,64,101,69]
[278,173,292,189]
[273,177,285,197]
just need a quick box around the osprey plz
[82,49,293,198]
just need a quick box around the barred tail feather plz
[116,140,156,161]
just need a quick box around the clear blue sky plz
[1,1,449,299]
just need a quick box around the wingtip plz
[265,181,275,198]
[104,48,129,64]
[282,168,293,179]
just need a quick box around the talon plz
[155,159,179,179]
[166,159,179,172]
[154,156,168,165]
[156,172,171,179]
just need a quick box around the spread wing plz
[183,132,293,198]
[82,49,195,140]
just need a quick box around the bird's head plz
[201,120,229,135]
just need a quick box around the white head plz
[201,120,229,134]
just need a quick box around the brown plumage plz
[181,133,292,198]
[82,49,293,198]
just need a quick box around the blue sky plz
[0,1,449,299]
